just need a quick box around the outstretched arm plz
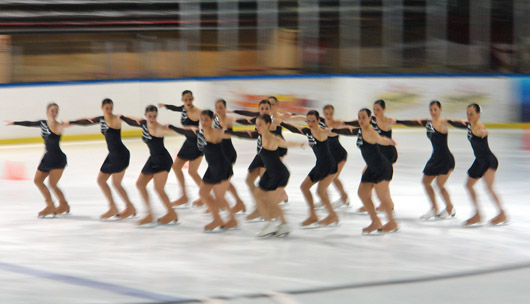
[69,116,103,126]
[447,119,467,129]
[395,119,429,127]
[233,110,259,117]
[119,115,144,127]
[280,122,304,135]
[159,103,184,112]
[168,125,198,137]
[225,129,259,139]
[7,120,42,127]
[331,127,360,136]
[235,117,256,125]
[344,120,360,127]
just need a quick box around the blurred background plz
[0,0,529,84]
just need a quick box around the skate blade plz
[300,222,321,229]
[136,222,157,228]
[157,221,180,226]
[246,217,265,223]
[275,232,290,238]
[319,221,340,228]
[38,214,56,219]
[256,232,277,238]
[362,228,383,236]
[462,222,484,228]
[203,227,225,233]
[489,220,509,227]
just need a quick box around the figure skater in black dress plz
[252,114,290,237]
[281,110,339,227]
[448,104,507,226]
[230,99,274,221]
[287,105,350,208]
[158,90,203,207]
[213,99,246,214]
[396,101,456,220]
[68,98,136,219]
[6,103,69,217]
[169,110,238,231]
[336,108,398,234]
[121,105,178,226]
[346,99,397,213]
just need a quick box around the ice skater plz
[68,98,136,219]
[448,103,507,226]
[158,90,203,207]
[396,100,456,220]
[6,103,70,217]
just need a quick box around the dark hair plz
[259,99,271,107]
[201,109,214,119]
[468,103,481,114]
[429,100,441,108]
[47,102,59,110]
[102,98,113,107]
[323,104,334,111]
[268,96,279,103]
[374,99,386,109]
[257,114,272,125]
[359,108,372,117]
[307,110,320,120]
[145,105,158,113]
[215,99,227,107]
[182,90,193,97]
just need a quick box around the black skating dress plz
[70,116,130,173]
[319,118,347,163]
[466,123,498,178]
[165,105,203,161]
[214,114,237,165]
[121,118,173,174]
[198,130,233,184]
[281,123,337,182]
[258,148,290,191]
[357,129,393,183]
[423,121,455,176]
[14,120,67,172]
[370,117,398,164]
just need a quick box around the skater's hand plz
[5,120,14,126]
[157,103,166,108]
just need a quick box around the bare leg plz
[171,157,188,206]
[199,182,223,230]
[317,174,339,225]
[34,170,55,216]
[97,171,118,219]
[188,157,205,206]
[422,174,438,212]
[229,182,246,213]
[300,176,318,226]
[213,180,237,228]
[358,182,381,233]
[111,170,136,218]
[435,172,454,214]
[49,169,69,214]
[245,168,262,220]
[483,169,507,224]
[136,173,154,225]
[465,177,481,225]
[374,181,398,232]
[333,160,349,203]
[153,171,178,224]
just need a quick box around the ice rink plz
[1,129,529,304]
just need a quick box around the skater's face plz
[429,104,441,118]
[358,110,370,126]
[306,114,318,128]
[200,114,212,129]
[466,106,480,123]
[47,105,59,120]
[373,104,384,117]
[255,118,270,134]
[323,107,334,120]
[102,103,113,116]
[182,93,194,107]
[215,101,226,116]
[259,104,271,115]
[269,98,278,112]
[145,110,158,124]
